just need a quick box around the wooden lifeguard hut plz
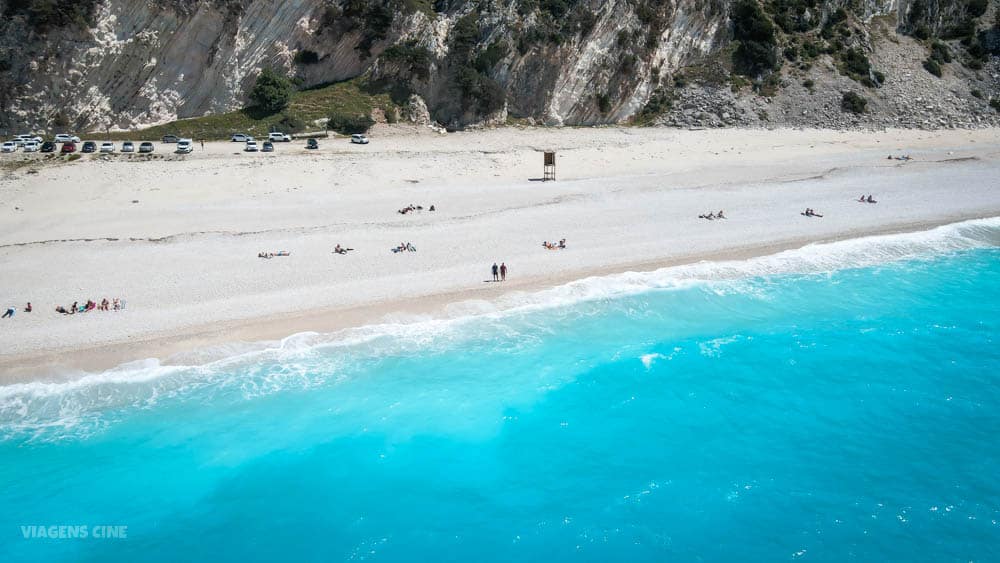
[543,151,556,181]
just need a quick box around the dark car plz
[61,142,77,154]
[139,142,155,153]
[161,135,179,143]
[262,141,274,152]
[81,141,97,153]
[306,138,319,150]
[40,141,56,153]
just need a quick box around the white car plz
[350,134,369,145]
[22,141,40,152]
[99,142,116,153]
[175,139,194,153]
[15,134,42,145]
[268,132,291,142]
[1,141,17,153]
[55,134,81,143]
[245,140,259,152]
[121,141,135,153]
[231,133,251,142]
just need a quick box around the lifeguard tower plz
[543,151,556,181]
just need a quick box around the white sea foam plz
[2,217,998,441]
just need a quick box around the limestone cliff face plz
[0,0,996,131]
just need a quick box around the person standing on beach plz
[492,263,499,282]
[500,262,507,282]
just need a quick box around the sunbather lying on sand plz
[334,244,355,255]
[802,208,824,217]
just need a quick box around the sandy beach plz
[1,126,998,380]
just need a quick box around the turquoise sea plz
[1,218,999,562]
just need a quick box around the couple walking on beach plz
[492,262,508,282]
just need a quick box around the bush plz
[596,93,611,113]
[967,0,988,18]
[841,91,867,114]
[4,0,99,33]
[249,69,294,114]
[275,114,304,133]
[635,88,672,124]
[731,0,780,78]
[802,78,815,90]
[444,12,508,115]
[801,40,820,58]
[970,89,983,99]
[342,1,395,56]
[930,41,951,64]
[327,113,375,134]
[382,42,433,80]
[922,58,942,77]
[991,98,1000,112]
[294,50,320,65]
[841,47,871,77]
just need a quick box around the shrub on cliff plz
[922,58,942,77]
[967,0,988,18]
[732,0,780,78]
[249,69,294,114]
[841,91,867,114]
[4,0,99,33]
[327,113,375,135]
[382,43,433,80]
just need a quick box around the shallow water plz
[2,219,999,561]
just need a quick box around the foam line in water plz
[1,217,998,441]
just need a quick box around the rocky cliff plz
[1,0,998,132]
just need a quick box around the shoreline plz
[2,213,995,383]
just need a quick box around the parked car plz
[262,141,274,152]
[61,142,77,153]
[175,139,193,153]
[81,141,97,153]
[268,132,291,142]
[232,133,251,142]
[161,135,179,143]
[99,142,116,153]
[245,140,258,152]
[55,134,81,143]
[139,142,154,153]
[1,141,16,153]
[15,134,42,145]
[306,138,319,150]
[121,141,135,153]
[23,141,40,152]
[40,141,56,153]
[350,134,369,145]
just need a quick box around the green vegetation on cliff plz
[95,78,398,141]
[2,0,99,33]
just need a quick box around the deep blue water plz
[1,219,999,562]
